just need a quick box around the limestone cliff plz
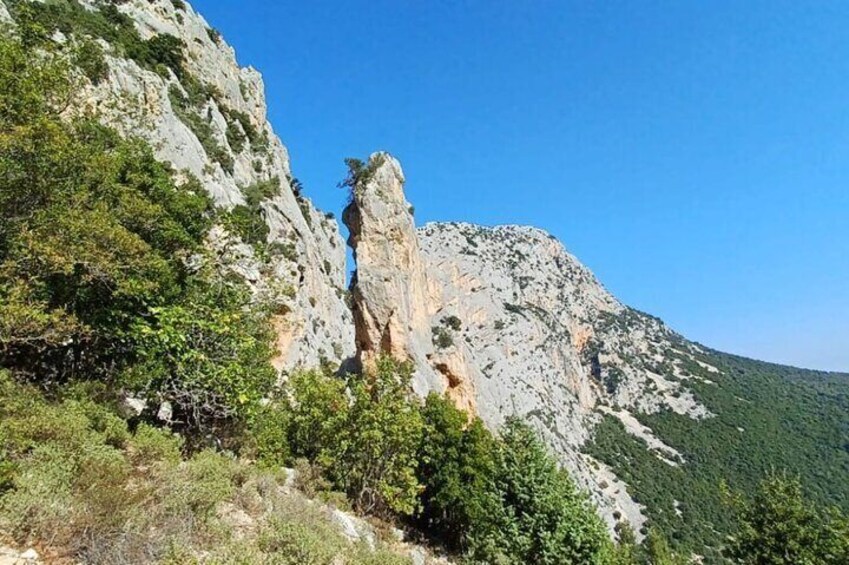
[0,0,355,370]
[343,155,721,531]
[342,154,482,411]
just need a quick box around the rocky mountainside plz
[1,0,354,371]
[3,1,846,559]
[343,154,849,556]
[341,153,725,532]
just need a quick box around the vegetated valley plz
[0,1,847,564]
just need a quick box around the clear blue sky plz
[191,0,848,372]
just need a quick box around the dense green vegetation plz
[249,360,614,564]
[723,474,849,564]
[586,348,849,561]
[0,32,272,433]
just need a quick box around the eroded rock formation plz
[343,155,717,531]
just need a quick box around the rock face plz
[342,155,437,389]
[417,222,717,530]
[0,0,355,370]
[343,154,483,411]
[344,156,719,531]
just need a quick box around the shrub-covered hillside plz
[587,346,849,561]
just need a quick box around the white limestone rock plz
[19,0,356,370]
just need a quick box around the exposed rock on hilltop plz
[342,155,437,389]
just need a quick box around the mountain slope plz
[2,2,846,562]
[1,0,354,370]
[343,154,849,560]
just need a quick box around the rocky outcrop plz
[343,154,483,409]
[2,0,355,370]
[342,154,434,377]
[343,154,718,531]
[417,222,715,530]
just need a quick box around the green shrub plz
[466,418,611,564]
[223,203,269,246]
[415,393,498,550]
[248,402,291,467]
[129,423,183,464]
[432,326,453,349]
[340,357,424,516]
[442,314,462,331]
[286,369,350,467]
[8,0,185,77]
[73,38,108,84]
[723,474,849,565]
[125,274,276,428]
[226,120,247,153]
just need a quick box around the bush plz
[9,0,185,77]
[339,357,424,516]
[286,369,350,467]
[0,34,274,434]
[248,401,291,467]
[442,315,462,331]
[415,393,498,550]
[74,38,108,84]
[466,418,612,564]
[432,326,454,349]
[723,474,849,565]
[125,273,276,430]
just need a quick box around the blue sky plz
[191,0,849,372]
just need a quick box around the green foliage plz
[73,37,108,84]
[466,418,612,564]
[415,393,498,550]
[8,0,185,78]
[220,177,282,250]
[432,326,454,349]
[282,359,424,516]
[442,314,462,331]
[642,529,689,565]
[248,400,292,468]
[223,203,270,246]
[125,274,276,427]
[0,34,274,434]
[1,374,413,564]
[338,154,386,199]
[723,474,849,565]
[340,357,424,516]
[586,350,849,561]
[220,104,262,149]
[0,40,211,380]
[206,26,221,44]
[226,119,247,153]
